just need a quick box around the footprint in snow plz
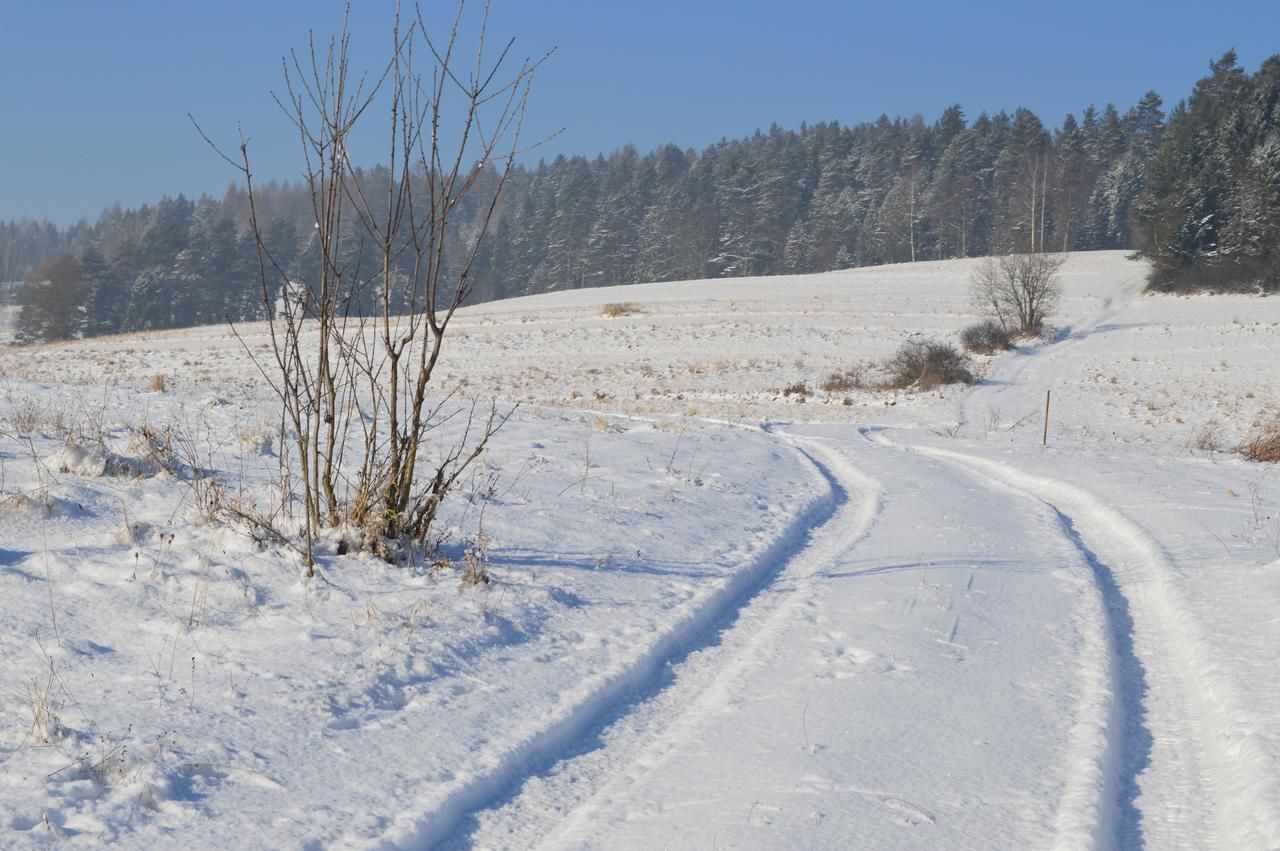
[880,795,936,826]
[811,644,878,680]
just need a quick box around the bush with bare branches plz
[884,339,973,390]
[960,319,1014,354]
[198,3,548,572]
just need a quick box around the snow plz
[0,304,20,346]
[1,249,1278,849]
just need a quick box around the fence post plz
[1043,390,1051,447]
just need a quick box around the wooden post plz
[1042,390,1051,447]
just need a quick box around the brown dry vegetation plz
[599,302,644,318]
[1236,415,1280,462]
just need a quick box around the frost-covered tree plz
[1136,52,1280,291]
[17,254,86,343]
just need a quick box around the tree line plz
[1133,51,1280,291]
[5,51,1277,343]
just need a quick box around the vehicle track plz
[395,433,883,849]
[462,426,1136,849]
[513,437,883,849]
[899,438,1280,849]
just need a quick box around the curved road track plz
[423,273,1276,850]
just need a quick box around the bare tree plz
[969,253,1065,337]
[198,2,550,572]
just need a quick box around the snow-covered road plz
[462,431,1277,849]
[464,427,1111,849]
[457,260,1280,849]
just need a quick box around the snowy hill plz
[1,250,1278,849]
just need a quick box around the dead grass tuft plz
[819,367,866,393]
[782,382,811,402]
[1236,415,1280,463]
[1188,420,1226,453]
[460,529,491,587]
[599,302,643,318]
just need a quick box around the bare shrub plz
[1189,420,1226,453]
[970,253,1066,337]
[960,319,1014,354]
[885,339,974,390]
[7,396,46,438]
[128,424,179,476]
[599,302,643,318]
[460,528,491,587]
[198,5,546,573]
[820,367,866,393]
[24,669,66,745]
[1236,416,1280,463]
[782,382,811,401]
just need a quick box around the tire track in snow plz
[858,426,1131,848]
[385,430,881,849]
[908,440,1280,850]
[1043,504,1147,851]
[518,435,883,849]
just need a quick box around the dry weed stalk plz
[1189,420,1226,454]
[25,670,65,745]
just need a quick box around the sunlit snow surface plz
[1,251,1278,849]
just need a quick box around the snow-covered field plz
[1,250,1278,849]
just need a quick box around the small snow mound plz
[48,442,108,477]
[0,489,54,516]
[47,440,158,478]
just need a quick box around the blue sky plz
[2,1,1278,226]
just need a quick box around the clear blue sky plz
[3,0,1277,226]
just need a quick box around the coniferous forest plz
[4,51,1278,343]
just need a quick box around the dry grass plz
[781,381,811,401]
[1236,415,1280,463]
[460,528,491,587]
[819,367,866,393]
[599,302,643,318]
[6,396,46,437]
[24,670,65,745]
[128,424,179,475]
[1188,420,1226,453]
[149,374,167,393]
